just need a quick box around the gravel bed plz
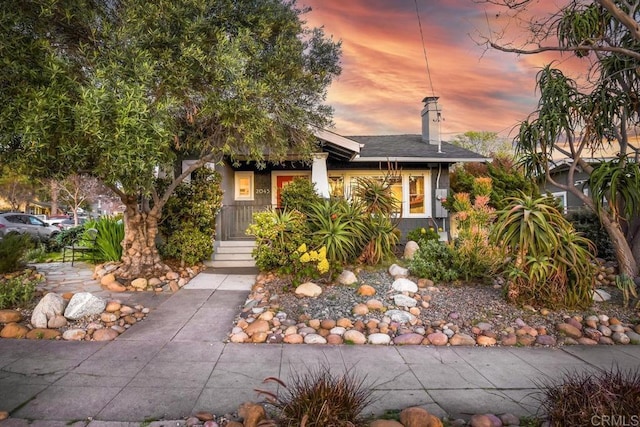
[261,269,640,340]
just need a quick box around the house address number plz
[256,188,270,194]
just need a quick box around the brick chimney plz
[421,96,441,145]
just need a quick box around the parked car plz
[57,217,88,230]
[0,212,60,242]
[45,216,70,227]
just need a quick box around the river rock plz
[389,264,409,277]
[612,332,630,344]
[392,278,417,293]
[626,330,640,345]
[386,310,416,324]
[449,333,476,346]
[370,421,404,427]
[556,323,582,339]
[31,293,66,328]
[400,407,443,427]
[393,333,424,345]
[337,270,357,285]
[343,329,367,344]
[476,335,497,346]
[295,282,322,298]
[427,332,448,346]
[26,328,61,340]
[357,285,376,296]
[0,309,22,323]
[47,315,68,329]
[404,241,419,260]
[304,334,327,344]
[238,402,266,427]
[1,322,29,338]
[393,294,417,307]
[131,278,147,289]
[592,288,611,302]
[368,333,391,345]
[283,334,303,344]
[63,329,87,341]
[93,328,119,341]
[536,335,557,346]
[64,292,106,320]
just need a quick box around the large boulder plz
[64,292,107,320]
[294,282,322,298]
[336,270,357,285]
[31,293,66,328]
[392,278,418,293]
[389,264,409,277]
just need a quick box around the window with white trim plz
[235,172,254,201]
[551,191,567,214]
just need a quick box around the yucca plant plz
[491,195,596,308]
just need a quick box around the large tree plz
[0,0,341,279]
[480,0,640,277]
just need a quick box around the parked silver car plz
[0,212,60,242]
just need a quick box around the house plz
[187,97,487,266]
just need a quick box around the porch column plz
[311,152,330,198]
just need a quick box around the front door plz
[274,173,310,208]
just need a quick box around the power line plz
[414,0,435,97]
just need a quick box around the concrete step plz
[204,259,257,268]
[215,246,255,254]
[217,240,256,247]
[213,253,255,261]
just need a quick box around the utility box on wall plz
[435,189,448,218]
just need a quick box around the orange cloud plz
[301,0,582,140]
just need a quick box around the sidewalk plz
[1,266,640,425]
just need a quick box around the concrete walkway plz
[1,264,640,425]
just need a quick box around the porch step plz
[206,240,256,268]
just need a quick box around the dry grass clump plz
[256,364,374,427]
[540,367,640,426]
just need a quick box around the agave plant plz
[359,215,399,265]
[306,199,366,265]
[353,176,400,217]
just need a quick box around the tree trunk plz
[116,199,169,280]
[600,213,639,277]
[50,180,59,216]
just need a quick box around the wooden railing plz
[219,204,272,241]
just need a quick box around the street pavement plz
[1,264,639,425]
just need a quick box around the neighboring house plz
[543,158,612,214]
[184,97,487,246]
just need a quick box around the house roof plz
[347,134,488,163]
[313,128,362,161]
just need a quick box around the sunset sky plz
[301,0,577,141]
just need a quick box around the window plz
[551,191,567,214]
[409,175,425,214]
[235,172,254,201]
[338,171,430,218]
[329,176,344,198]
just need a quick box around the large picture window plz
[235,172,254,201]
[339,171,431,218]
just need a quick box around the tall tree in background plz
[0,0,341,279]
[480,0,640,277]
[57,175,103,225]
[450,131,512,157]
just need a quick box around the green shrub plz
[54,226,86,249]
[406,226,440,244]
[453,232,503,283]
[259,365,374,427]
[247,209,312,271]
[85,216,124,262]
[0,233,33,273]
[0,273,39,309]
[566,208,615,261]
[408,239,458,282]
[539,367,640,426]
[162,227,213,266]
[24,244,48,263]
[281,178,321,215]
[159,167,223,265]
